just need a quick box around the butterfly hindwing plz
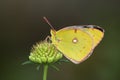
[78,25,104,48]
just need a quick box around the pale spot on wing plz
[72,37,78,44]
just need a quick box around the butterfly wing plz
[78,25,104,48]
[51,27,93,64]
[51,25,104,64]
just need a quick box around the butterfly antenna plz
[43,17,55,31]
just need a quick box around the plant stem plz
[43,64,48,80]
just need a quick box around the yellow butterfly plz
[44,17,104,64]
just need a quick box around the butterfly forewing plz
[51,28,93,64]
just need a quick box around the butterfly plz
[44,17,104,64]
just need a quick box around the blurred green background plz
[0,0,120,80]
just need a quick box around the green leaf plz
[36,65,41,71]
[50,65,60,71]
[22,60,32,65]
[59,59,70,63]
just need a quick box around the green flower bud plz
[29,41,63,64]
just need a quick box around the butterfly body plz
[50,25,104,64]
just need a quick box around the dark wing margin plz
[58,25,105,33]
[75,25,105,32]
